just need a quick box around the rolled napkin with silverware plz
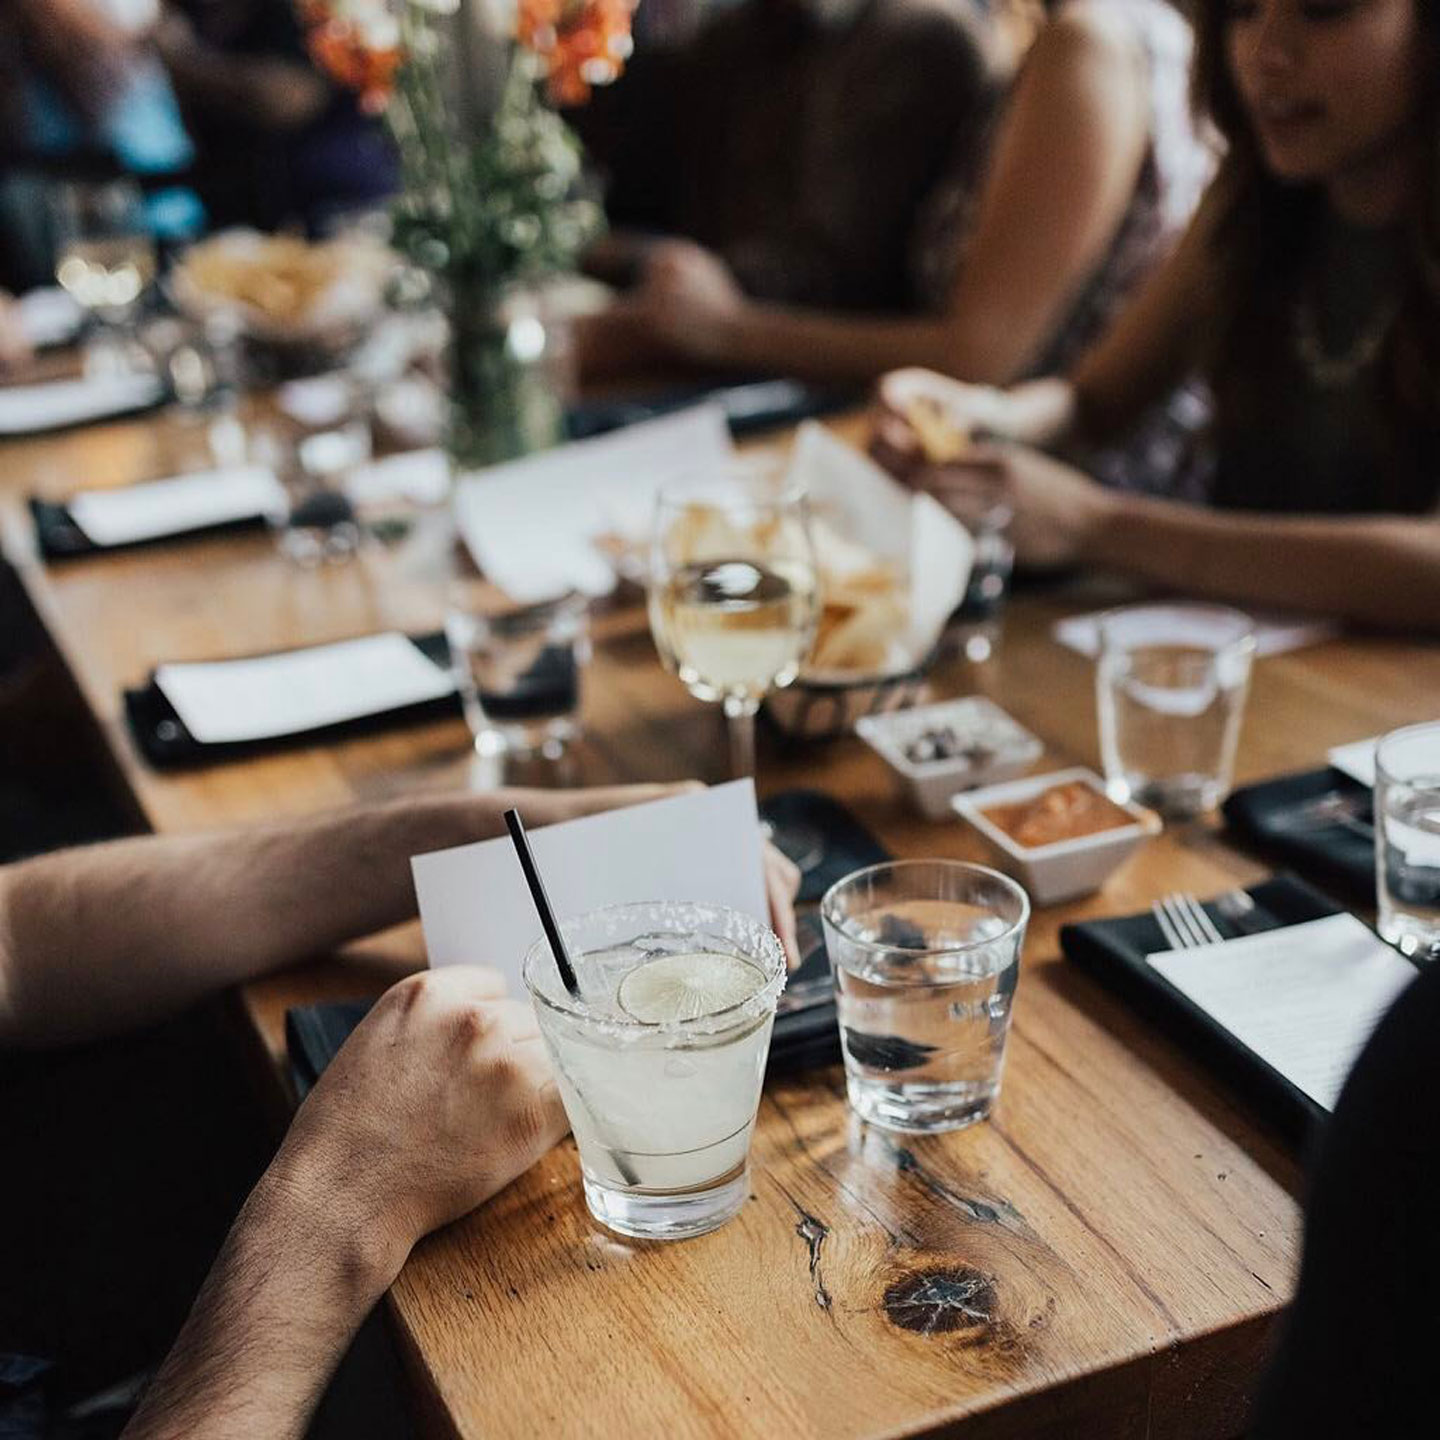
[1061,875,1418,1140]
[1222,769,1374,902]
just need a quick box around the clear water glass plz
[822,860,1029,1134]
[524,901,787,1241]
[445,590,589,759]
[1097,603,1255,819]
[946,493,1014,663]
[1375,721,1440,959]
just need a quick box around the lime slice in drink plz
[617,952,767,1023]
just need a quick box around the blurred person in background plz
[875,0,1440,632]
[574,0,1003,380]
[598,0,1213,493]
[153,0,398,231]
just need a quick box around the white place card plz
[1054,608,1338,659]
[0,374,165,436]
[1147,913,1417,1111]
[155,632,456,745]
[413,780,768,990]
[452,404,733,603]
[68,466,288,547]
[1328,737,1379,788]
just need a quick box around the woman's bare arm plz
[629,6,1154,385]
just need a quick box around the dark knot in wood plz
[884,1268,998,1337]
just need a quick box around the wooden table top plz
[6,402,1438,1440]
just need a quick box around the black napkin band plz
[1222,767,1374,902]
[1061,874,1348,1140]
[124,632,460,769]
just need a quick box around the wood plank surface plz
[6,403,1437,1438]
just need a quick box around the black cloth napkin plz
[28,495,271,562]
[1060,874,1344,1139]
[286,789,887,1094]
[1222,768,1374,903]
[124,632,465,769]
[564,378,859,442]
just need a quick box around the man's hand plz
[272,967,567,1280]
[923,442,1116,570]
[628,239,748,362]
[763,843,803,969]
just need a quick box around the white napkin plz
[68,467,287,547]
[0,374,165,437]
[452,405,733,603]
[155,633,456,744]
[15,288,83,349]
[1147,913,1415,1110]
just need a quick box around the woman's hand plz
[871,368,1013,483]
[923,442,1117,570]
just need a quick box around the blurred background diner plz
[4,0,1440,1436]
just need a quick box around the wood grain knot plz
[884,1268,998,1338]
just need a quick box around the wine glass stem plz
[723,696,759,778]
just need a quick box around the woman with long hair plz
[593,0,1214,489]
[876,0,1440,630]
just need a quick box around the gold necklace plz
[1292,292,1396,389]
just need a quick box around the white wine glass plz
[648,464,819,779]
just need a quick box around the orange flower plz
[517,0,635,106]
[299,1,403,113]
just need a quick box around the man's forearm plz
[124,1148,399,1440]
[0,792,496,1047]
[1088,496,1440,632]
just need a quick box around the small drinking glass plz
[1375,721,1440,959]
[822,860,1029,1134]
[524,900,787,1240]
[51,179,156,375]
[446,590,589,759]
[648,464,819,778]
[946,492,1015,663]
[1097,603,1255,819]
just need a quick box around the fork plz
[1153,889,1275,949]
[1152,891,1226,949]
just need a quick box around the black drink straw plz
[504,808,581,997]
[504,808,641,1188]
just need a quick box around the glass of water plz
[524,900,787,1240]
[1375,721,1440,959]
[1097,603,1255,819]
[822,860,1029,1134]
[445,590,589,759]
[945,491,1015,663]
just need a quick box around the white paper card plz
[0,374,164,436]
[413,780,768,989]
[1147,913,1416,1110]
[68,466,287,546]
[1054,608,1338,659]
[155,632,456,744]
[452,404,733,603]
[1328,737,1379,788]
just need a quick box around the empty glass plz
[445,590,589,759]
[1375,721,1440,959]
[945,492,1015,663]
[822,860,1029,1134]
[1097,603,1255,819]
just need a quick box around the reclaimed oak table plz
[5,403,1439,1439]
